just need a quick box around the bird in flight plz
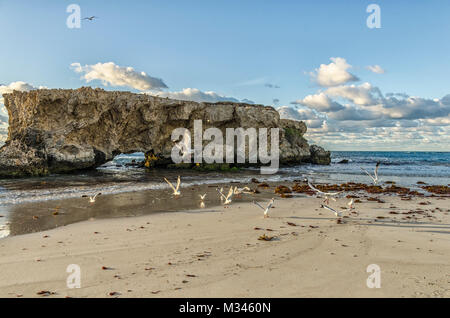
[199,194,206,208]
[82,193,102,203]
[360,162,381,185]
[307,179,343,205]
[320,204,342,218]
[164,176,181,196]
[253,198,275,218]
[233,186,251,195]
[83,16,99,21]
[217,186,234,205]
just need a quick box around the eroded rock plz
[0,87,330,177]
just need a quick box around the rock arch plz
[0,87,329,177]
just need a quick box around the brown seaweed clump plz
[258,234,276,241]
[275,185,292,194]
[292,183,315,195]
[421,185,450,195]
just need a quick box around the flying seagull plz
[199,194,206,208]
[320,204,343,217]
[234,186,251,195]
[217,186,234,205]
[307,179,343,205]
[164,176,181,196]
[82,193,102,203]
[253,198,275,218]
[360,162,381,185]
[83,16,99,21]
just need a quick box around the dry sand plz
[0,192,449,298]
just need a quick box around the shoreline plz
[0,178,448,237]
[0,190,448,298]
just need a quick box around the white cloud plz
[325,82,382,106]
[376,95,450,120]
[277,106,326,129]
[366,65,385,74]
[0,81,45,116]
[0,81,45,140]
[148,88,254,104]
[277,106,303,121]
[71,62,168,91]
[292,92,344,112]
[292,58,450,150]
[309,57,359,87]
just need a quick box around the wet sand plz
[0,184,449,298]
[0,181,273,236]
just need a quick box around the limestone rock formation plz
[0,87,330,177]
[308,144,331,165]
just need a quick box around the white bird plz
[307,179,343,204]
[320,204,342,217]
[253,198,275,218]
[164,176,181,196]
[83,16,99,21]
[234,186,251,195]
[348,198,355,210]
[217,186,234,205]
[360,162,380,185]
[219,187,224,202]
[199,194,206,201]
[82,193,102,203]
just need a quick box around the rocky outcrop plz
[0,87,330,177]
[308,144,331,165]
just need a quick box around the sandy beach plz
[0,185,448,298]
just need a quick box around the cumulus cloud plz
[0,81,45,119]
[292,92,344,112]
[441,94,450,105]
[71,62,168,91]
[291,57,450,150]
[277,106,303,121]
[148,88,254,104]
[277,106,326,129]
[0,81,46,140]
[366,65,385,74]
[309,57,359,87]
[376,95,450,120]
[325,82,382,106]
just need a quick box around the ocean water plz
[281,151,450,187]
[0,151,448,208]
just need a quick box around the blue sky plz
[1,0,449,150]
